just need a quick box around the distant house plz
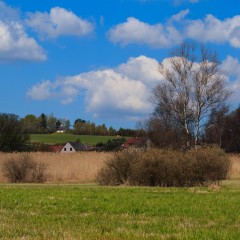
[61,142,89,153]
[56,126,65,133]
[50,145,64,153]
[121,137,148,149]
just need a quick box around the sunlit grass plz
[29,133,119,145]
[0,185,240,239]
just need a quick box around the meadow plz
[0,153,240,239]
[1,184,240,239]
[29,133,119,145]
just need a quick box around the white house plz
[56,126,65,133]
[61,142,89,153]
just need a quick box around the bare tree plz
[153,42,231,147]
[205,105,228,147]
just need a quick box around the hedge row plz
[97,146,230,187]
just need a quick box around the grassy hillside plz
[0,184,240,239]
[29,133,119,145]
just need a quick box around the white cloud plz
[0,1,46,62]
[0,0,19,21]
[186,15,240,47]
[28,56,163,119]
[108,17,182,48]
[27,80,54,100]
[0,20,46,62]
[26,7,94,39]
[28,55,240,120]
[173,0,199,5]
[220,56,240,101]
[108,11,240,48]
[169,9,190,22]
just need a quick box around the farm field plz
[29,133,120,145]
[0,184,240,239]
[0,153,240,239]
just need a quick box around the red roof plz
[49,145,64,152]
[121,137,145,148]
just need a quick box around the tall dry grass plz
[0,152,240,183]
[229,154,240,179]
[0,152,111,183]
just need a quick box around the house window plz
[64,148,66,151]
[70,148,72,151]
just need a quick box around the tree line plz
[0,113,138,152]
[145,105,240,152]
[20,114,137,136]
[20,113,70,134]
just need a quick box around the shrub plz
[96,149,142,185]
[129,149,185,186]
[2,154,47,183]
[97,138,126,152]
[96,146,230,187]
[187,146,231,185]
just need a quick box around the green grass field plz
[1,183,240,239]
[29,133,119,145]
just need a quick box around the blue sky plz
[1,0,240,129]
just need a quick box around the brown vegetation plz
[0,150,240,184]
[97,146,232,186]
[2,154,47,183]
[229,154,240,179]
[0,152,110,183]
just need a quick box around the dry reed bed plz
[229,154,240,179]
[0,152,111,183]
[0,152,240,183]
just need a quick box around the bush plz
[129,149,187,186]
[96,146,230,187]
[187,146,230,185]
[96,149,142,185]
[2,155,47,183]
[97,138,126,152]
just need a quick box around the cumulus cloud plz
[26,7,94,39]
[220,56,240,100]
[108,17,182,48]
[28,56,163,119]
[0,1,46,62]
[0,0,19,20]
[185,15,240,47]
[108,11,240,48]
[0,20,46,62]
[27,80,54,100]
[28,55,240,120]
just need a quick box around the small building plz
[49,145,64,152]
[121,137,147,149]
[56,126,65,133]
[61,142,89,153]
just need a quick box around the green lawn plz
[29,133,119,145]
[0,183,240,239]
